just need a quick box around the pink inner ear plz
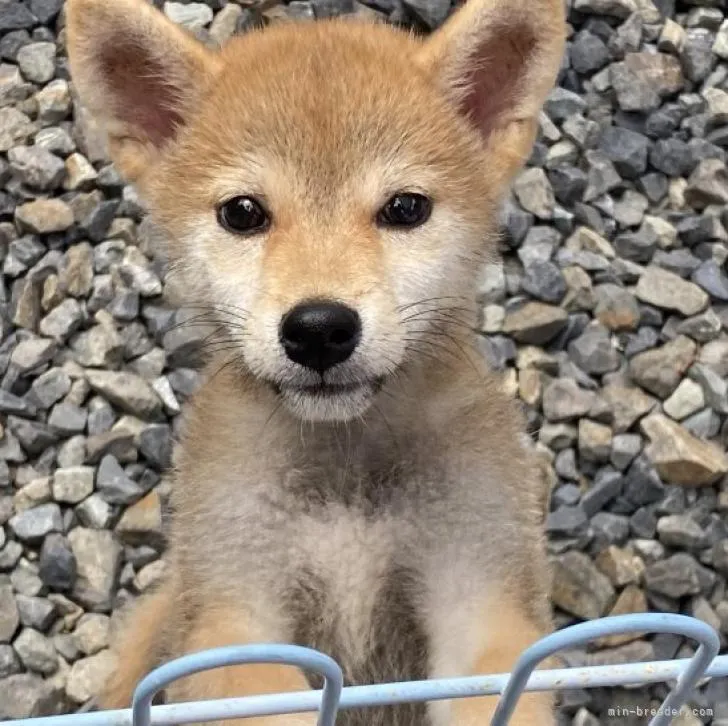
[460,28,536,139]
[100,42,184,148]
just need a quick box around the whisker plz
[429,325,481,375]
[194,344,247,356]
[176,304,250,322]
[396,295,471,313]
[205,354,243,386]
[403,311,476,330]
[399,305,472,323]
[402,341,459,371]
[404,350,458,374]
[261,397,286,436]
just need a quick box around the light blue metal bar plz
[8,656,728,726]
[5,615,728,726]
[491,613,720,726]
[131,644,344,726]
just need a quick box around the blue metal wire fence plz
[6,613,728,726]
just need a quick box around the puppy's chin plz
[279,384,376,422]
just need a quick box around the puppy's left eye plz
[377,193,432,229]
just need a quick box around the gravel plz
[0,0,727,722]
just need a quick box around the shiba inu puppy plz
[65,0,566,723]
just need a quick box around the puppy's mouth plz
[273,378,384,398]
[269,377,385,421]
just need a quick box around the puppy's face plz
[152,27,496,423]
[66,0,565,422]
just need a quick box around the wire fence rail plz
[7,614,728,726]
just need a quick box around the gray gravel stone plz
[400,0,449,28]
[0,584,19,643]
[649,138,692,177]
[583,471,624,516]
[39,534,76,591]
[96,455,143,505]
[568,324,620,375]
[635,266,709,316]
[7,146,64,190]
[513,168,555,219]
[570,30,610,74]
[0,673,65,719]
[47,402,87,437]
[543,378,596,422]
[682,28,715,82]
[139,424,173,470]
[629,335,697,398]
[521,260,566,304]
[66,648,116,704]
[502,302,568,344]
[28,368,70,409]
[624,455,666,507]
[551,550,616,619]
[68,528,122,612]
[85,370,163,419]
[584,151,622,201]
[16,42,55,84]
[13,627,58,675]
[10,337,56,374]
[599,126,649,179]
[546,506,588,537]
[30,0,63,23]
[75,495,113,530]
[9,503,62,542]
[692,260,728,301]
[690,364,728,415]
[645,553,702,598]
[0,3,37,32]
[574,0,636,19]
[73,613,110,656]
[610,52,684,112]
[685,159,728,209]
[15,199,74,234]
[85,429,136,465]
[16,595,56,631]
[0,389,36,417]
[51,467,94,504]
[0,645,21,678]
[164,1,214,28]
[8,415,59,456]
[0,108,33,151]
[663,378,704,420]
[657,514,706,550]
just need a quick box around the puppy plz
[65,0,566,724]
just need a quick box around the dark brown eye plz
[217,196,270,234]
[377,193,432,229]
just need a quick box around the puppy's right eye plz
[217,196,270,234]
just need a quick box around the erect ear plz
[417,0,566,183]
[66,0,221,184]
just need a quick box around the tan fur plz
[172,604,319,726]
[100,578,178,710]
[66,0,566,724]
[445,597,555,725]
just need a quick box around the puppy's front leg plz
[167,603,319,726]
[100,578,178,710]
[444,596,555,726]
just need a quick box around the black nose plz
[280,301,361,373]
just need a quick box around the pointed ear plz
[417,0,566,181]
[66,0,221,184]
